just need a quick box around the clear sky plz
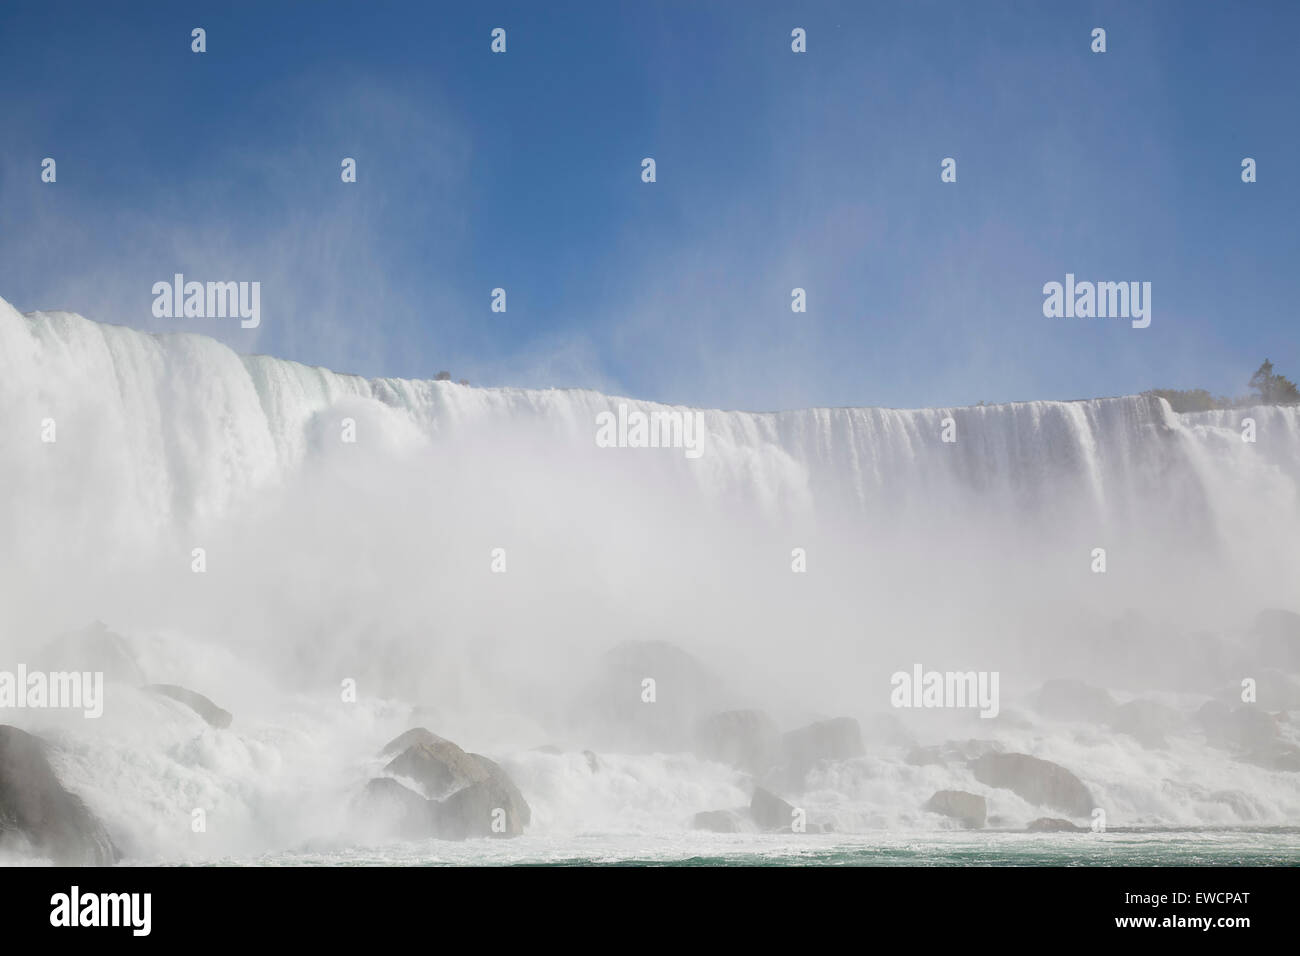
[1,0,1296,411]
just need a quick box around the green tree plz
[1248,360,1300,404]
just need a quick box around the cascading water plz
[2,296,1298,864]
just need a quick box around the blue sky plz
[1,0,1296,411]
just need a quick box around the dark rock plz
[384,737,487,799]
[355,778,436,840]
[586,640,727,752]
[0,726,117,865]
[1196,701,1280,752]
[1110,699,1181,749]
[693,809,747,833]
[145,684,232,729]
[750,786,796,831]
[1027,817,1083,832]
[583,750,600,773]
[435,768,530,839]
[1239,744,1300,773]
[1034,679,1116,724]
[1232,670,1300,710]
[468,754,531,827]
[1250,609,1300,672]
[906,739,1004,767]
[970,752,1094,817]
[381,736,532,839]
[781,717,865,777]
[380,727,444,757]
[695,709,782,773]
[905,747,947,768]
[924,789,986,828]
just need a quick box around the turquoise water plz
[183,828,1300,866]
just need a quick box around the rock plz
[905,747,946,768]
[468,754,531,827]
[355,778,436,840]
[37,621,143,685]
[382,735,531,839]
[1110,699,1181,749]
[750,786,796,831]
[906,739,1004,767]
[1230,670,1300,710]
[435,769,530,839]
[582,750,600,773]
[384,736,487,799]
[367,735,531,840]
[924,789,987,828]
[693,809,747,833]
[1239,744,1300,773]
[970,752,1094,817]
[380,727,444,757]
[587,640,727,751]
[1196,701,1280,752]
[1034,679,1116,724]
[695,709,782,773]
[144,684,232,729]
[0,726,117,865]
[1250,609,1300,672]
[1027,817,1083,832]
[781,717,865,777]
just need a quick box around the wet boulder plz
[693,809,748,833]
[0,726,117,865]
[924,789,987,828]
[1196,701,1280,752]
[781,717,865,777]
[384,735,489,799]
[695,709,782,774]
[468,754,531,827]
[145,684,232,729]
[585,640,728,752]
[383,733,531,839]
[354,778,437,840]
[1250,609,1300,672]
[1110,699,1182,749]
[906,739,1004,767]
[1027,817,1084,832]
[380,727,446,757]
[1240,744,1300,773]
[435,766,530,839]
[750,786,797,831]
[970,752,1094,818]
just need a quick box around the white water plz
[1,296,1298,863]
